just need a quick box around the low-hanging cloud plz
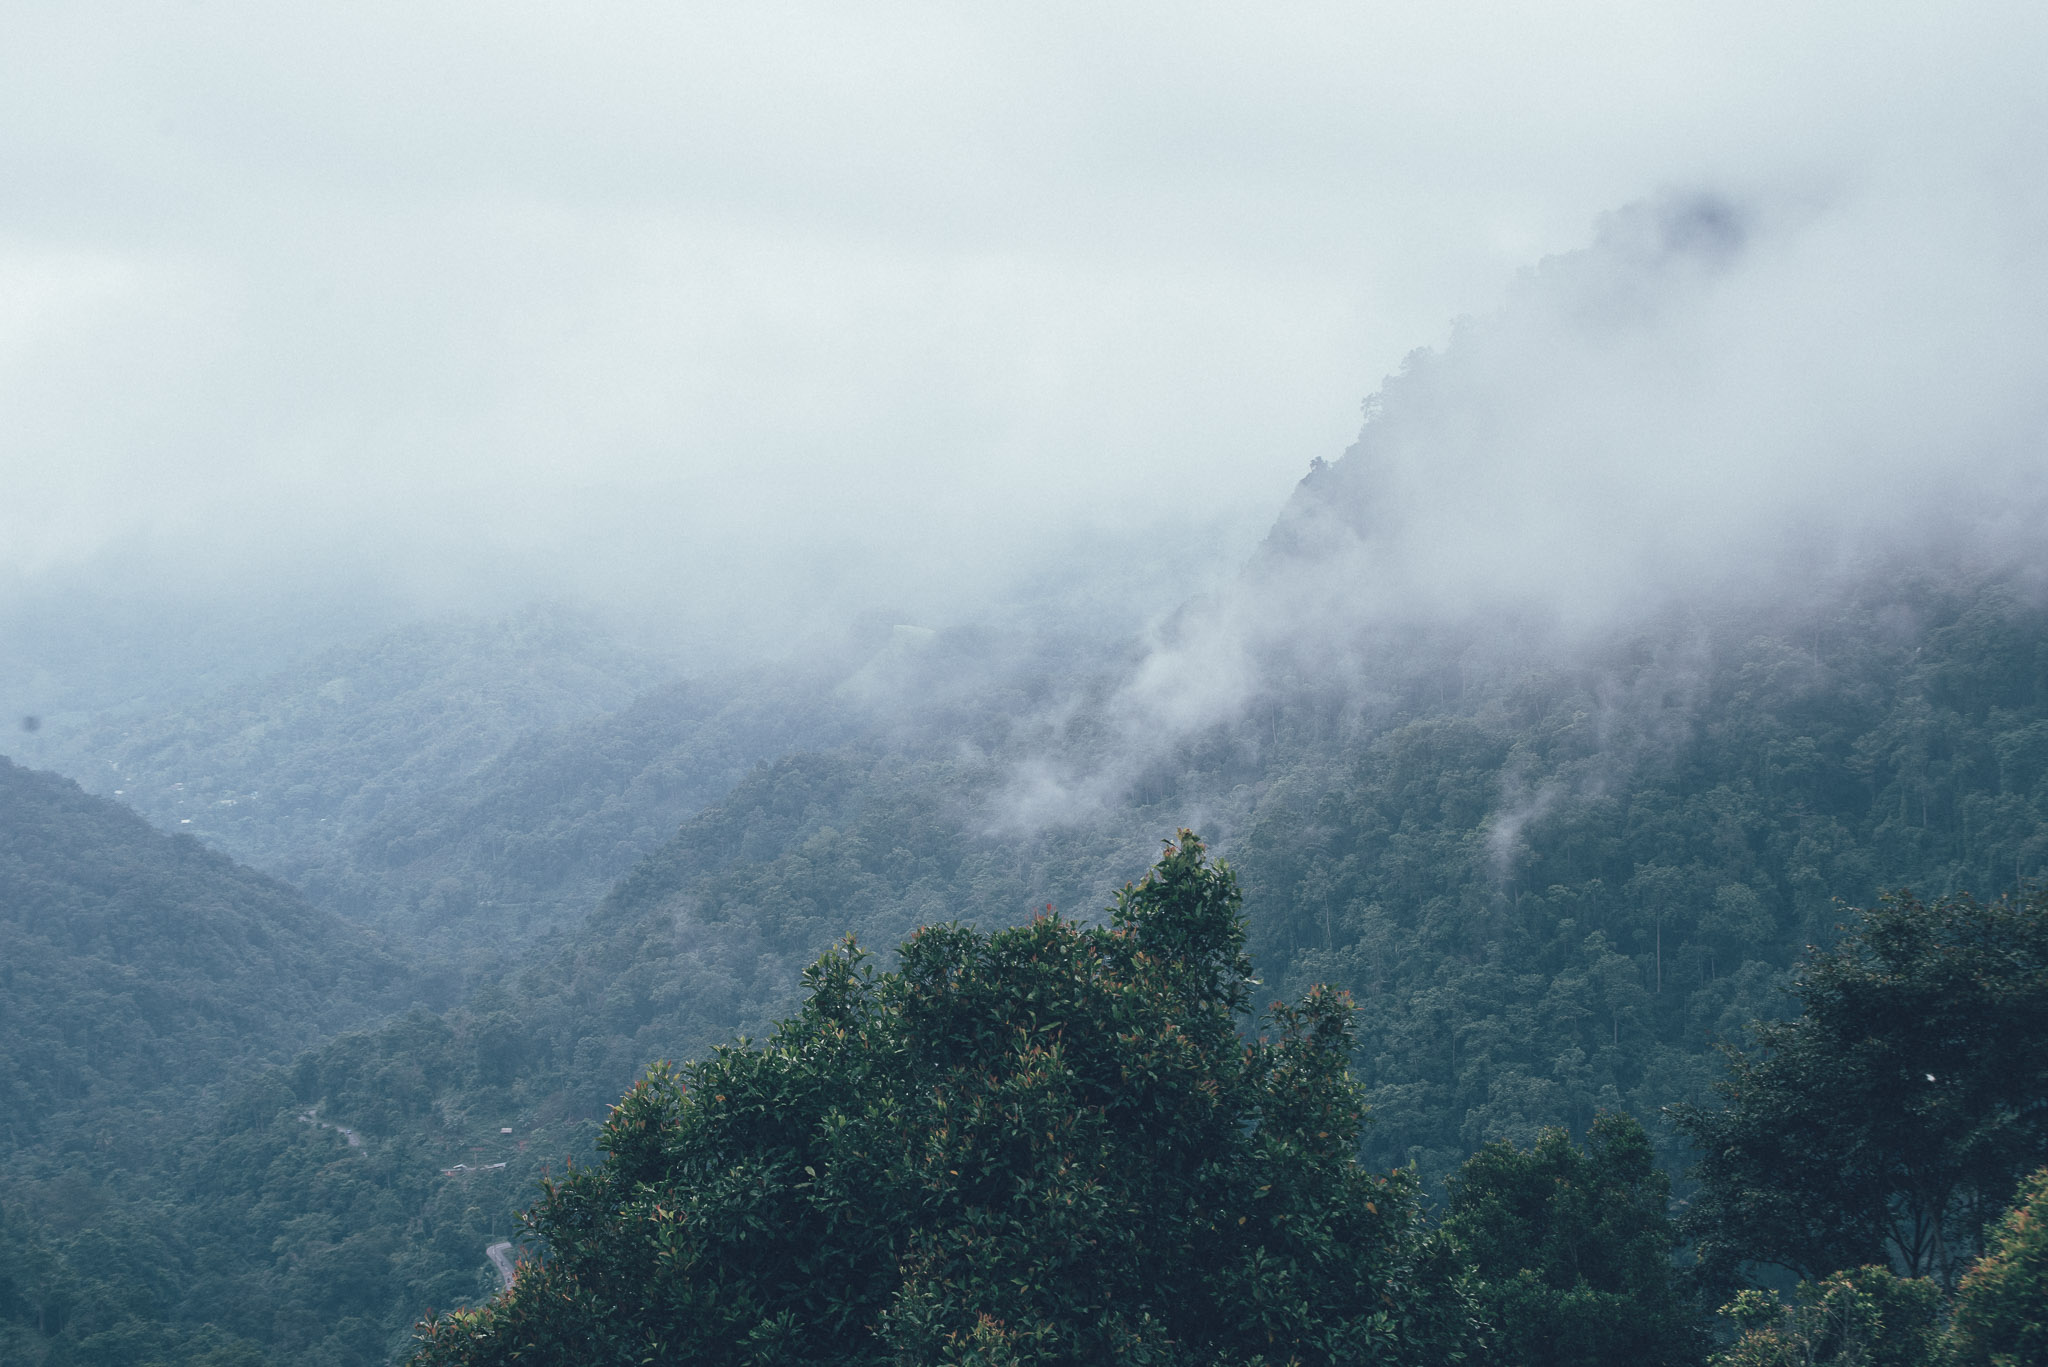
[1274,192,2048,626]
[8,3,2048,659]
[1003,178,2048,824]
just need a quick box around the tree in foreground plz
[1673,888,2048,1292]
[409,832,1477,1366]
[1944,1164,2048,1367]
[1443,1112,1706,1367]
[1707,1265,1941,1367]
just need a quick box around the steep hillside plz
[1231,571,2048,1177]
[0,758,417,1161]
[0,757,426,1366]
[14,564,2040,1366]
[528,566,2048,1189]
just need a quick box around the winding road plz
[300,1109,520,1295]
[298,1110,363,1147]
[486,1241,518,1291]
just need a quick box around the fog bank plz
[6,3,2045,654]
[1011,179,2048,823]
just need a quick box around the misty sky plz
[5,2,2046,641]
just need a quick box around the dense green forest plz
[1238,571,2048,1179]
[396,838,2045,1366]
[4,556,2043,1364]
[0,758,420,1155]
[4,235,2044,1362]
[0,759,431,1365]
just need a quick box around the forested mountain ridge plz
[0,757,438,1366]
[536,563,2048,1189]
[0,756,419,1159]
[7,564,2044,1365]
[275,554,2035,1204]
[5,198,2045,1362]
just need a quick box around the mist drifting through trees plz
[4,6,2048,1365]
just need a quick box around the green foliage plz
[7,568,2046,1362]
[1945,1166,2048,1367]
[1444,1111,1705,1367]
[1673,888,2048,1290]
[0,1187,277,1366]
[0,758,449,1366]
[0,758,412,1152]
[1236,575,2048,1183]
[409,834,1478,1367]
[1708,1266,1941,1367]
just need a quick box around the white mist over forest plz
[9,12,2048,1364]
[6,2,2046,680]
[1116,187,2048,733]
[983,180,2048,828]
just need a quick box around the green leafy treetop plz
[408,832,1478,1366]
[1708,1265,1942,1367]
[1443,1113,1707,1367]
[1673,888,2048,1292]
[1945,1165,2048,1367]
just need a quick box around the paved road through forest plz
[297,1110,362,1147]
[302,1109,518,1295]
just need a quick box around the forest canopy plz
[5,568,2046,1366]
[408,833,1478,1367]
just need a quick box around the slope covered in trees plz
[2,207,2041,1360]
[1227,571,2048,1179]
[0,758,426,1365]
[443,565,2048,1192]
[0,757,416,1156]
[3,561,2045,1364]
